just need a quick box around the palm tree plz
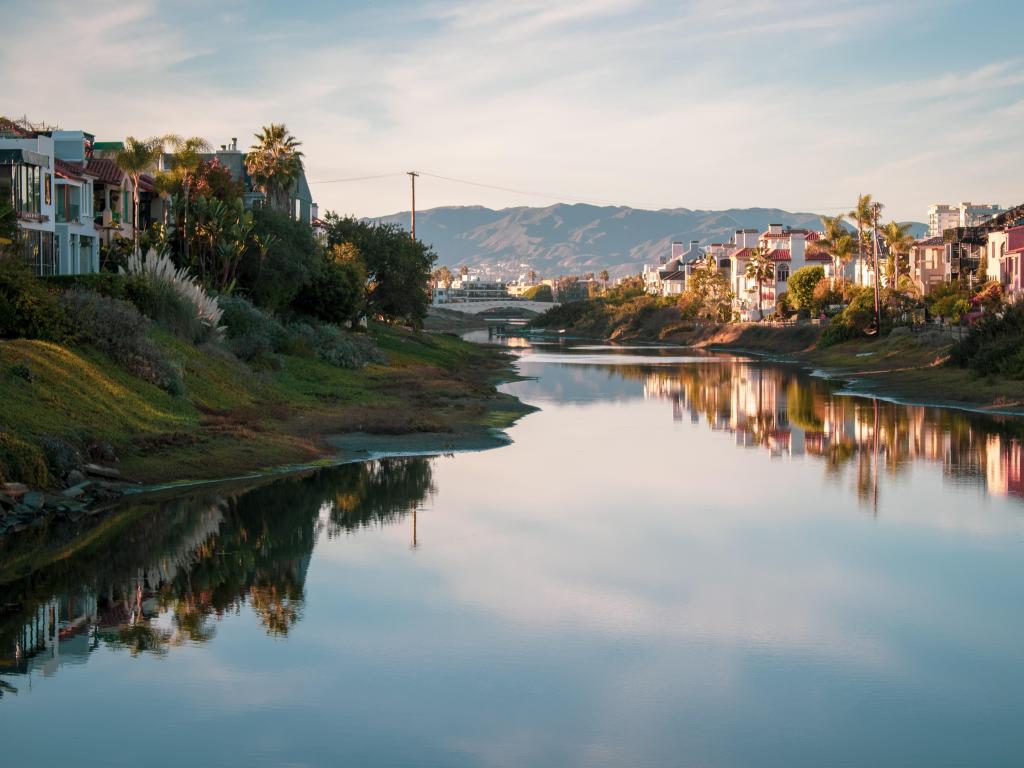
[115,135,174,252]
[848,194,875,282]
[880,221,914,288]
[816,214,853,284]
[744,246,775,320]
[158,136,211,265]
[245,124,304,214]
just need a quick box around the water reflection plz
[512,345,1024,509]
[0,457,434,680]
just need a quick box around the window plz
[44,173,51,206]
[777,264,789,282]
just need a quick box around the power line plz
[417,171,625,206]
[308,172,404,185]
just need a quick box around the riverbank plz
[0,325,532,529]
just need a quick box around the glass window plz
[44,173,51,206]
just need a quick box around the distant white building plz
[928,202,1003,237]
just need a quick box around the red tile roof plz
[138,173,156,193]
[731,247,754,260]
[54,158,86,180]
[85,157,124,185]
[805,251,832,261]
[767,249,791,261]
[805,231,821,241]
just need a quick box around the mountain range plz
[376,204,928,279]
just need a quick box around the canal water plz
[2,340,1023,767]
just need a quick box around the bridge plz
[432,300,559,315]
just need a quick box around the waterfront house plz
[1,118,57,274]
[729,225,830,319]
[907,236,949,295]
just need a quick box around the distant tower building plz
[928,204,960,238]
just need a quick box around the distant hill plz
[376,204,928,278]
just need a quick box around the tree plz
[294,243,366,327]
[688,267,733,322]
[744,247,775,320]
[880,221,914,288]
[528,269,537,284]
[788,265,825,313]
[114,135,171,252]
[245,124,304,214]
[237,208,321,312]
[848,194,875,279]
[459,265,469,278]
[599,269,610,285]
[522,284,553,302]
[817,214,853,284]
[322,214,436,327]
[432,265,453,287]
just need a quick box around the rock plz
[41,436,84,480]
[83,464,122,480]
[1,482,29,500]
[65,469,86,487]
[22,492,45,511]
[86,442,118,465]
[62,482,92,499]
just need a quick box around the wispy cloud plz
[3,0,1021,221]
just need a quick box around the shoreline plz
[0,330,536,537]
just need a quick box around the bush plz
[218,294,290,365]
[0,432,50,486]
[286,322,386,369]
[819,287,879,347]
[121,249,223,342]
[60,290,183,394]
[40,435,83,480]
[950,302,1024,377]
[0,257,67,340]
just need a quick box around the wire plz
[417,171,626,206]
[308,172,404,185]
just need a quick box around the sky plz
[4,0,1023,222]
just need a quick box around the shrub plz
[121,249,224,342]
[286,322,386,369]
[60,290,183,394]
[40,435,83,480]
[819,287,879,347]
[0,256,67,340]
[218,294,290,364]
[812,278,842,316]
[950,302,1024,377]
[0,432,50,486]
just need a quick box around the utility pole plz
[872,202,882,333]
[407,171,419,240]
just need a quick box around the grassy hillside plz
[0,325,525,486]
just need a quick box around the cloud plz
[4,0,1021,222]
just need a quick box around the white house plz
[730,225,830,320]
[1,119,57,275]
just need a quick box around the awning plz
[0,148,51,167]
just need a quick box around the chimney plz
[231,137,238,150]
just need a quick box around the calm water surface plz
[3,340,1024,767]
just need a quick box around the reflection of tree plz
[1,457,435,668]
